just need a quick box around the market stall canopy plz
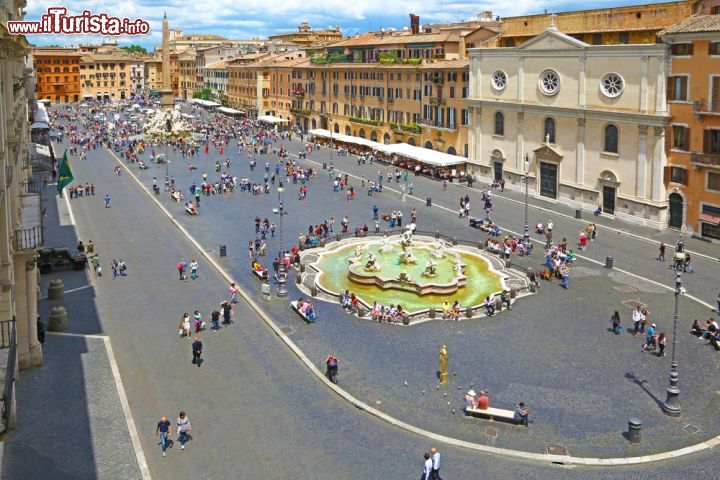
[188,98,221,107]
[307,129,383,149]
[217,107,244,115]
[30,122,49,130]
[379,143,467,167]
[257,115,288,124]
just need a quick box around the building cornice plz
[468,98,671,126]
[469,45,667,58]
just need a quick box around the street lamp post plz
[662,240,684,417]
[522,153,530,249]
[276,183,288,297]
[164,118,171,191]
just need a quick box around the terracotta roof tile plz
[659,15,720,35]
[331,31,459,48]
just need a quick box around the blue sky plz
[26,0,683,48]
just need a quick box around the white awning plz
[35,102,50,123]
[188,98,221,107]
[217,106,244,115]
[30,122,49,130]
[257,115,288,124]
[307,129,383,149]
[378,143,467,167]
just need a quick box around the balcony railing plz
[292,89,305,97]
[692,100,720,115]
[691,152,720,168]
[12,225,43,252]
[0,317,17,435]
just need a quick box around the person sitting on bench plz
[499,290,512,310]
[514,402,530,426]
[483,296,495,317]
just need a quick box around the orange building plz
[32,48,82,103]
[499,0,703,47]
[661,14,720,239]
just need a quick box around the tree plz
[120,45,148,54]
[192,88,212,100]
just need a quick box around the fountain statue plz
[454,262,465,276]
[380,234,393,253]
[422,259,438,278]
[143,105,192,141]
[364,252,381,271]
[354,245,364,258]
[399,229,417,264]
[398,271,411,283]
[431,239,446,259]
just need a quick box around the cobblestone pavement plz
[19,111,720,479]
[112,121,720,458]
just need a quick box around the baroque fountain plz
[301,228,531,318]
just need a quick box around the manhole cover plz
[614,285,638,293]
[622,300,645,309]
[485,427,498,438]
[280,326,293,334]
[547,446,567,456]
[683,424,701,435]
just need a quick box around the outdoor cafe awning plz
[377,143,467,167]
[30,122,49,130]
[188,98,221,107]
[257,115,288,124]
[307,129,383,149]
[217,107,244,115]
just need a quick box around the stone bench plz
[290,301,315,324]
[464,406,520,424]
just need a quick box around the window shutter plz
[683,127,690,151]
[681,77,688,101]
[712,77,720,111]
[688,43,694,56]
[667,77,674,101]
[663,166,672,183]
[704,129,712,154]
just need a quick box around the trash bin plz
[220,245,227,257]
[605,256,614,269]
[575,208,582,219]
[323,162,327,170]
[628,418,641,445]
[426,197,432,207]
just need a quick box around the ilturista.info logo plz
[6,8,151,36]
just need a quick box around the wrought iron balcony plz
[690,152,720,168]
[692,100,720,115]
[292,89,305,97]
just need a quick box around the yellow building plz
[268,22,343,46]
[227,53,272,112]
[499,0,701,47]
[79,51,134,100]
[178,50,196,100]
[144,58,163,92]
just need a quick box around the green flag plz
[56,150,74,193]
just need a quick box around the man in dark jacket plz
[191,336,203,367]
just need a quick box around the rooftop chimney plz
[409,14,420,35]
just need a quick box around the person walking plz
[430,448,442,480]
[191,335,203,366]
[177,257,187,281]
[210,308,221,331]
[176,411,192,450]
[221,301,232,325]
[422,452,433,480]
[716,290,720,314]
[103,194,111,208]
[632,306,645,337]
[156,416,172,457]
[611,310,622,335]
[657,242,666,262]
[325,355,338,384]
[189,258,199,279]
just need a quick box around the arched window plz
[604,124,619,153]
[424,141,433,150]
[494,112,504,136]
[345,125,351,135]
[408,137,416,146]
[359,128,366,139]
[447,146,457,155]
[370,131,378,142]
[544,118,556,144]
[334,123,339,134]
[383,133,391,144]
